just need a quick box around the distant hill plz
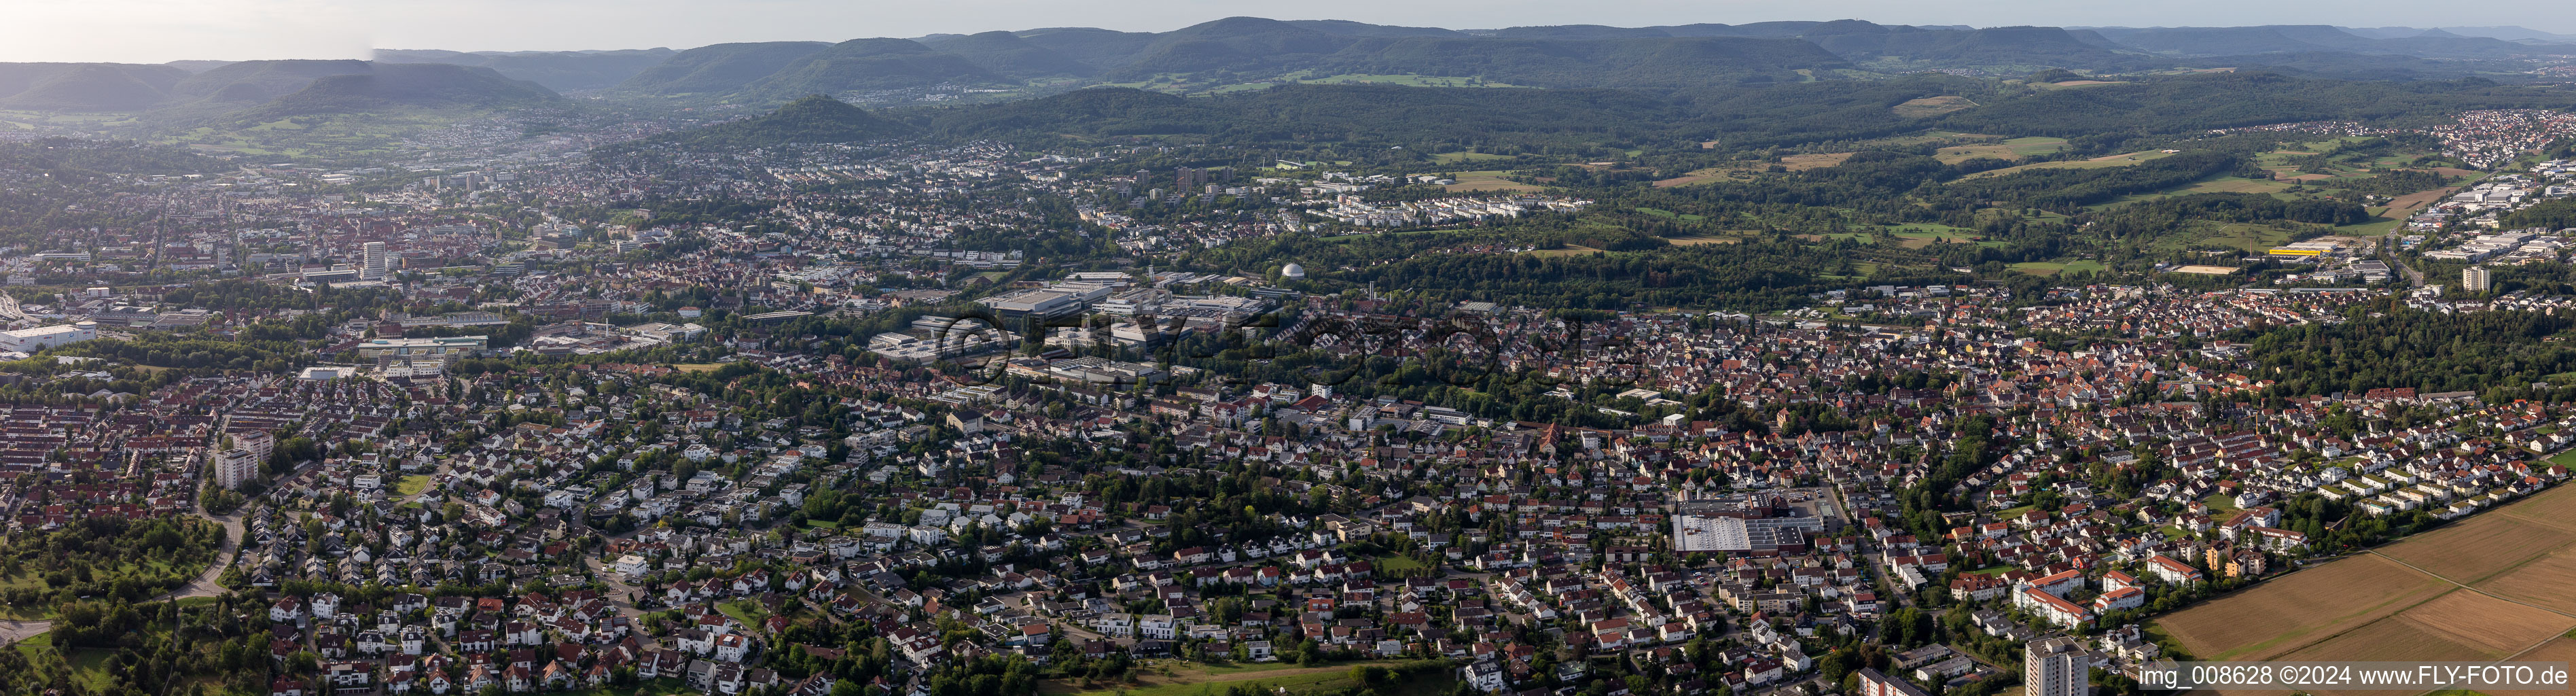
[230,63,563,120]
[1656,22,1825,38]
[1797,21,2149,69]
[1487,24,1676,40]
[373,48,677,91]
[1935,71,2564,136]
[1009,28,1162,70]
[2215,52,2532,80]
[2084,24,2545,58]
[2425,26,2576,43]
[2089,26,2350,56]
[600,16,1881,102]
[730,38,1006,100]
[642,94,916,150]
[911,84,1707,147]
[0,63,188,111]
[913,31,1096,78]
[1323,36,1848,88]
[611,41,833,97]
[1108,16,1353,80]
[1284,20,1465,38]
[906,80,1984,151]
[164,60,234,73]
[97,16,2568,114]
[167,60,374,105]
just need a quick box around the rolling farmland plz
[2156,483,2576,666]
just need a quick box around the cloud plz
[0,0,370,63]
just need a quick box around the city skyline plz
[5,0,2576,64]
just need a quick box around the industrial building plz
[0,322,96,353]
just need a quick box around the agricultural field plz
[1961,149,2177,179]
[1892,96,1978,118]
[1527,244,1606,258]
[1431,151,1513,164]
[2279,589,2569,662]
[2159,484,2576,663]
[2481,638,2576,696]
[2008,260,2106,276]
[2383,186,2465,215]
[1933,136,2069,164]
[2471,546,2576,614]
[1659,152,1859,186]
[2155,553,2454,661]
[1445,171,1543,193]
[1661,234,1742,245]
[2378,513,2576,585]
[1884,224,1988,248]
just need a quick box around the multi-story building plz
[2026,635,2092,696]
[361,241,389,280]
[2465,266,2491,292]
[232,430,275,464]
[1856,668,1931,696]
[213,447,260,490]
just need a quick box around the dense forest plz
[0,515,224,612]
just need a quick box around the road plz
[582,555,664,650]
[0,507,244,647]
[2384,235,2427,288]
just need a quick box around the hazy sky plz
[7,0,2574,63]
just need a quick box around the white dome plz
[1281,263,1306,279]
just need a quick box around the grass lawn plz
[562,678,694,696]
[1373,555,1428,572]
[1527,245,1605,258]
[1633,207,1706,222]
[1320,228,1452,243]
[1967,566,2014,576]
[65,647,111,692]
[717,600,771,631]
[2336,217,2403,237]
[1884,224,1992,248]
[395,474,432,497]
[14,635,109,693]
[2204,493,2242,513]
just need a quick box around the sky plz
[6,0,2575,63]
